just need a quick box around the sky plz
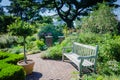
[0,0,120,20]
[0,0,10,6]
[114,0,120,20]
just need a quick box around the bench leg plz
[94,65,97,74]
[79,60,83,77]
[62,54,64,61]
[79,64,83,78]
[79,67,82,77]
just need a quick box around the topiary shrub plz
[0,51,24,64]
[0,62,25,80]
[0,51,25,80]
[8,19,35,63]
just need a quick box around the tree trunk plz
[66,21,76,34]
[66,21,74,29]
[23,36,27,64]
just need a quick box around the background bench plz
[62,42,99,76]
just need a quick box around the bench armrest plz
[62,47,73,53]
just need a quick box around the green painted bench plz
[62,42,99,76]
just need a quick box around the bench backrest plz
[72,42,98,62]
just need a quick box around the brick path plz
[25,52,78,80]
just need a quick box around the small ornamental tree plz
[8,19,34,63]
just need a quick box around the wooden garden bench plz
[62,42,99,76]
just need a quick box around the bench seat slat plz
[64,53,94,67]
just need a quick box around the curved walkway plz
[25,52,78,80]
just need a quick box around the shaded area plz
[26,72,42,80]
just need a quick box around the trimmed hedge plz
[0,51,23,64]
[0,51,25,80]
[0,62,24,80]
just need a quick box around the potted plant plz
[8,19,35,75]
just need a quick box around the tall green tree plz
[41,0,118,29]
[8,0,42,22]
[0,0,4,15]
[39,16,53,24]
[0,15,16,34]
[0,7,4,15]
[81,3,118,34]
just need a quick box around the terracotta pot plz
[17,59,35,75]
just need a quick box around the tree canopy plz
[41,0,118,29]
[0,0,119,29]
[0,0,4,15]
[0,15,16,34]
[81,3,118,34]
[7,0,42,22]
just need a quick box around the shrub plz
[42,35,75,59]
[26,36,38,52]
[98,35,120,62]
[0,51,25,80]
[81,3,118,34]
[77,33,120,62]
[71,73,120,80]
[8,45,23,54]
[0,51,24,64]
[0,62,25,80]
[82,74,120,80]
[77,33,120,75]
[35,39,46,51]
[38,24,63,42]
[26,35,36,42]
[44,45,62,60]
[0,34,18,48]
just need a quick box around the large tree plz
[0,0,4,15]
[8,0,42,22]
[81,3,118,34]
[41,0,118,29]
[0,15,16,34]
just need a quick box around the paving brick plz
[25,52,78,80]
